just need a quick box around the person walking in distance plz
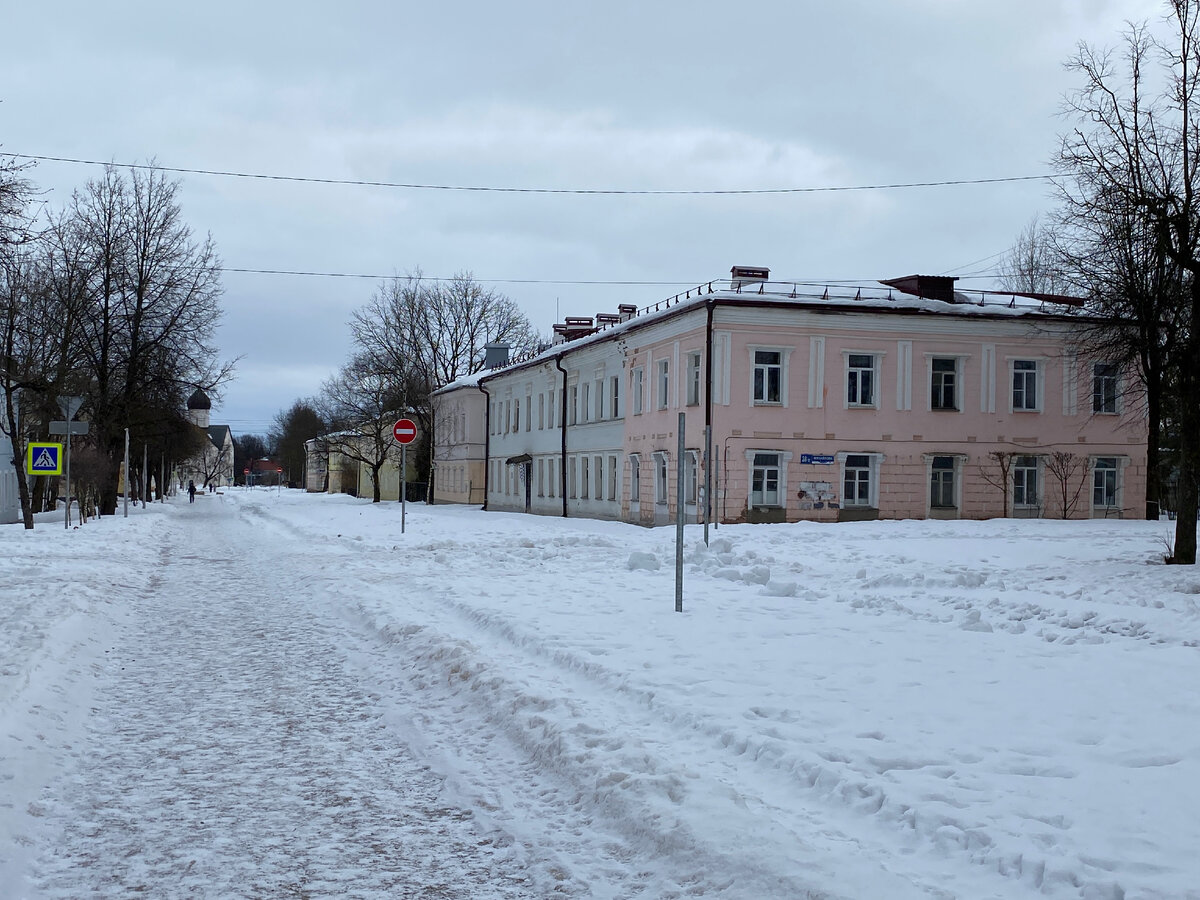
[188,480,196,503]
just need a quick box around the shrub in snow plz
[627,551,660,571]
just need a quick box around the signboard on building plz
[800,453,835,465]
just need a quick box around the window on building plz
[753,350,782,404]
[632,367,644,415]
[687,351,703,406]
[654,452,669,504]
[847,354,876,407]
[684,451,699,505]
[538,393,545,430]
[581,383,590,423]
[657,359,670,409]
[594,455,604,500]
[525,395,532,431]
[581,456,589,498]
[549,458,557,498]
[569,385,578,425]
[608,455,618,501]
[537,458,544,497]
[1093,457,1119,508]
[513,399,520,433]
[843,454,872,507]
[1013,360,1039,411]
[751,452,781,507]
[610,375,621,418]
[1093,362,1119,414]
[505,400,512,432]
[595,379,604,420]
[1013,455,1039,507]
[931,358,958,410]
[930,456,956,508]
[547,390,556,429]
[629,454,640,506]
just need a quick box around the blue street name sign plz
[27,442,64,475]
[800,453,836,465]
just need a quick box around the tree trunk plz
[1145,389,1162,520]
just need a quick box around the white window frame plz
[1011,359,1042,413]
[1091,456,1121,510]
[610,375,621,418]
[594,454,604,500]
[629,454,641,509]
[632,367,644,415]
[581,382,590,424]
[1012,455,1041,509]
[838,452,881,508]
[752,349,783,405]
[1093,362,1120,414]
[744,449,793,510]
[656,359,670,410]
[568,385,578,425]
[653,451,669,504]
[684,450,700,506]
[926,454,964,511]
[687,351,703,406]
[843,351,881,409]
[608,455,618,502]
[928,355,964,412]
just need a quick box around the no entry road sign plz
[393,418,417,444]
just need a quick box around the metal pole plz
[675,412,685,613]
[703,425,712,546]
[64,428,71,529]
[142,444,148,508]
[123,428,129,517]
[401,444,407,534]
[716,449,722,529]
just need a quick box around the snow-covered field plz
[1,489,1197,899]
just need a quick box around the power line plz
[4,152,1056,196]
[220,266,700,285]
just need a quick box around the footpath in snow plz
[1,489,1198,899]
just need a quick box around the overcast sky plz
[1,0,1165,436]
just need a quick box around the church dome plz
[186,388,212,411]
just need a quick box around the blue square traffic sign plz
[26,442,63,475]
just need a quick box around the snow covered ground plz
[1,489,1197,899]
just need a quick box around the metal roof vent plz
[731,266,770,290]
[484,343,511,368]
[880,275,959,303]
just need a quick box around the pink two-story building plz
[434,268,1146,525]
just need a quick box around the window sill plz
[752,401,783,407]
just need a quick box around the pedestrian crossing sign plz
[26,442,63,475]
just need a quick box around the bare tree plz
[317,355,406,503]
[999,216,1070,295]
[979,451,1015,517]
[1045,451,1088,519]
[68,165,233,513]
[349,271,540,489]
[1055,1,1200,560]
[269,400,326,487]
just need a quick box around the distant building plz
[0,401,21,524]
[175,388,235,489]
[435,267,1147,524]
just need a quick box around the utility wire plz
[5,152,1056,196]
[220,266,700,285]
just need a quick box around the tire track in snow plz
[28,500,537,899]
